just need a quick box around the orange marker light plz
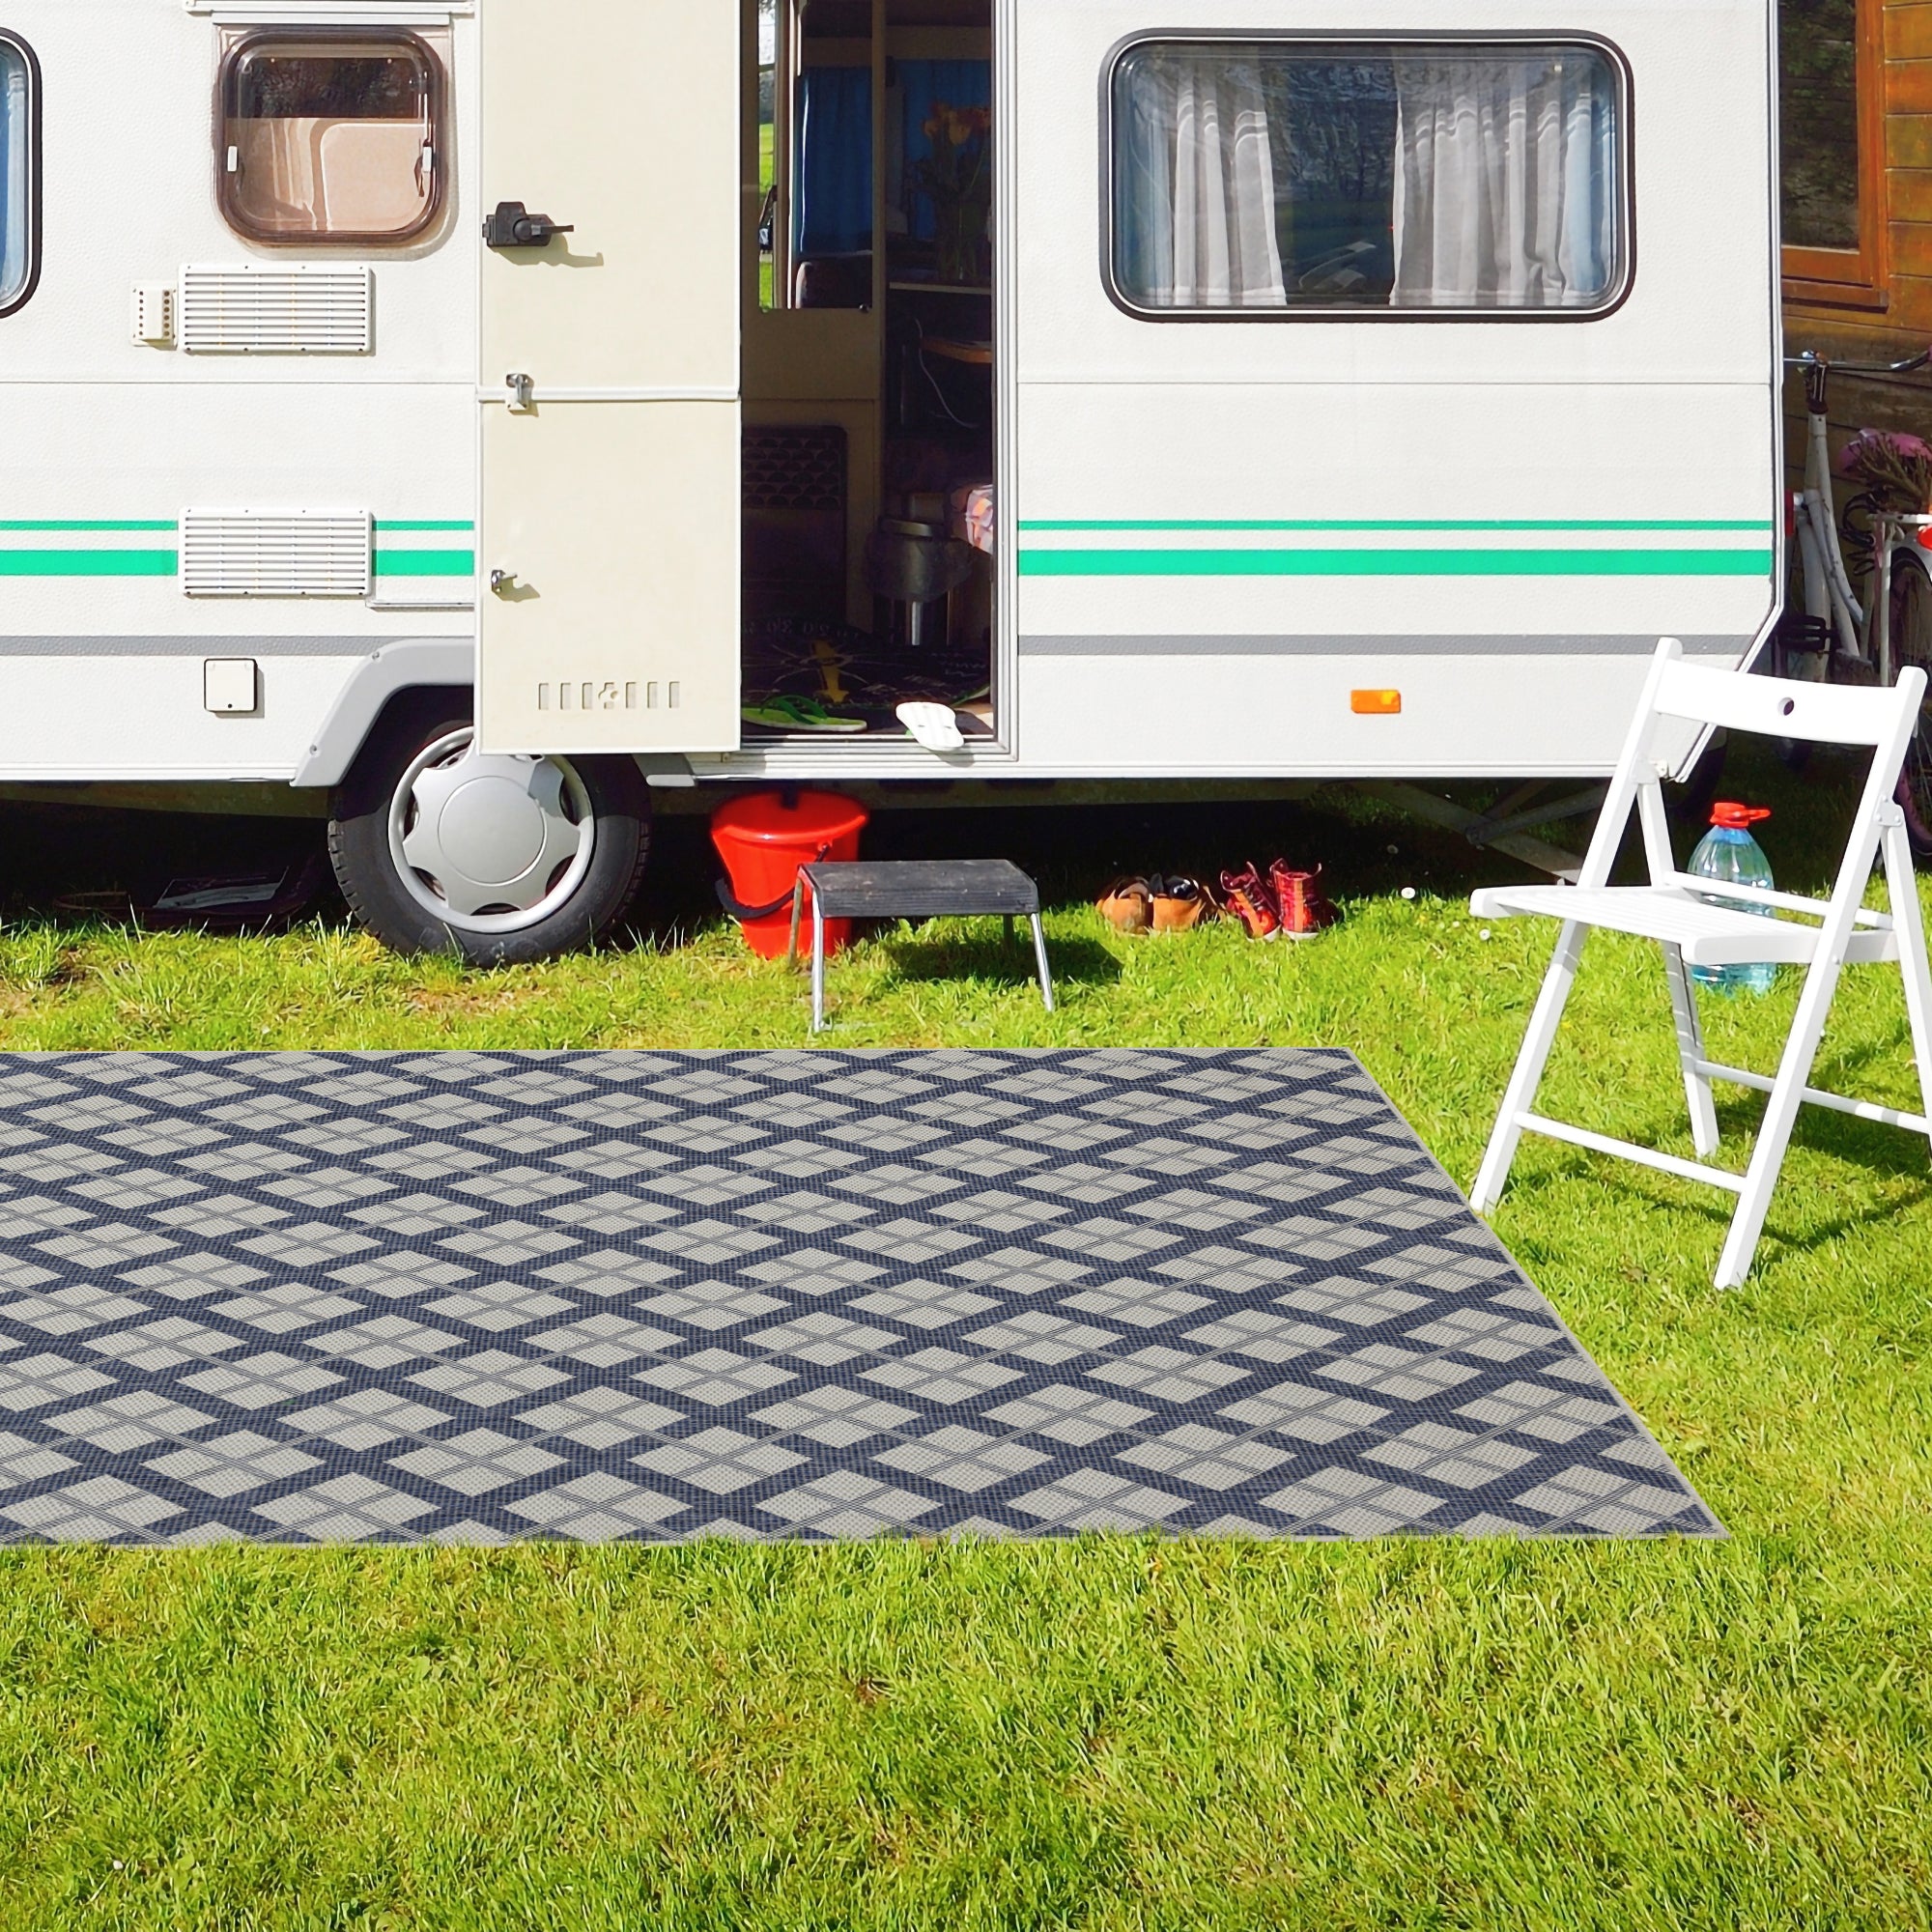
[1351,689,1403,716]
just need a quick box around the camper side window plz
[1109,40,1628,317]
[0,32,38,315]
[217,32,443,245]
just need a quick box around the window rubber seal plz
[1095,28,1637,326]
[0,29,43,319]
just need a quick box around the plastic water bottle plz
[1688,802,1776,997]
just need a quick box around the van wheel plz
[327,697,650,963]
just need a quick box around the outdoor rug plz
[0,1049,1721,1545]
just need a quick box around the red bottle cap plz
[1710,801,1772,829]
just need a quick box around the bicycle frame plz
[1869,512,1932,688]
[1786,347,1932,669]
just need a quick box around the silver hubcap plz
[387,727,596,934]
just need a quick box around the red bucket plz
[711,790,869,959]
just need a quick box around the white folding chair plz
[1470,637,1932,1288]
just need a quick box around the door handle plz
[490,569,518,597]
[484,200,575,249]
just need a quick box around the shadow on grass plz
[873,930,1122,993]
[1495,1081,1932,1268]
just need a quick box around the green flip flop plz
[740,693,867,733]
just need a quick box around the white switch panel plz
[131,283,177,347]
[203,658,259,715]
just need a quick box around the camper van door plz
[477,0,742,756]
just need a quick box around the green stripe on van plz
[1017,519,1775,533]
[374,521,477,533]
[0,551,179,577]
[0,520,179,533]
[373,550,475,578]
[1017,548,1776,579]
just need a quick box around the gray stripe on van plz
[1018,634,1749,659]
[0,637,467,659]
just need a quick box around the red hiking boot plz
[1268,861,1338,939]
[1219,863,1279,940]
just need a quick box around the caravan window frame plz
[213,28,446,248]
[0,28,42,318]
[1099,30,1636,325]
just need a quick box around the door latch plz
[505,372,535,412]
[490,568,518,597]
[484,200,575,249]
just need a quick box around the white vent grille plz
[182,511,373,599]
[178,266,374,355]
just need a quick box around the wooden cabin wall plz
[1783,2,1932,477]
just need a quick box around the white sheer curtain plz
[0,46,26,305]
[1390,55,1616,308]
[1118,53,1285,308]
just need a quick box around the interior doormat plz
[0,1050,1721,1545]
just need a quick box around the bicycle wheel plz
[1887,546,1932,860]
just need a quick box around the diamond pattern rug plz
[0,1050,1720,1544]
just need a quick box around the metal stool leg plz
[810,897,828,1032]
[1031,914,1055,1013]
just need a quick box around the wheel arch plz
[291,640,473,791]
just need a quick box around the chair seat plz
[1470,883,1898,967]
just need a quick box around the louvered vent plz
[178,266,374,355]
[182,511,373,598]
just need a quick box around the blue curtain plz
[897,59,992,241]
[794,67,872,257]
[0,45,26,306]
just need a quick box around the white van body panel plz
[1006,0,1779,781]
[0,0,475,782]
[0,0,1779,792]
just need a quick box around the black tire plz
[1889,553,1932,863]
[327,692,651,963]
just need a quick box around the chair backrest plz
[1574,639,1927,896]
[1655,655,1920,748]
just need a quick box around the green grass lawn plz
[0,757,1927,1928]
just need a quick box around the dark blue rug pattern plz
[0,1050,1720,1543]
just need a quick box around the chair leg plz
[1471,920,1588,1213]
[1713,950,1848,1290]
[1883,815,1932,1157]
[810,900,827,1034]
[1663,943,1720,1157]
[1031,915,1056,1013]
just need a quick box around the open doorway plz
[742,0,998,747]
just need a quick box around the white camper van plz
[0,0,1781,959]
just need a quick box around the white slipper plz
[895,701,966,752]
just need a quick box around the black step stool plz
[788,860,1055,1032]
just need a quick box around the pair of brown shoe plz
[1218,861,1339,941]
[1096,873,1217,935]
